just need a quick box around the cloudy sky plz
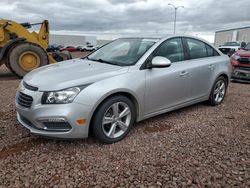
[1,0,249,42]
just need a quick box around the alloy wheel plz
[102,102,131,139]
[214,80,226,103]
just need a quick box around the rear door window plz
[206,44,219,57]
[186,38,219,59]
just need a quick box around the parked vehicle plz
[218,41,247,56]
[76,46,85,51]
[47,44,64,52]
[230,43,250,82]
[81,44,97,51]
[16,36,231,143]
[60,46,78,52]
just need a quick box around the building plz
[49,34,110,47]
[214,26,250,47]
[49,34,97,46]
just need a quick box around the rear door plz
[182,37,220,100]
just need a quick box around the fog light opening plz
[37,117,72,131]
[38,117,66,123]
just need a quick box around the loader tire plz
[5,43,20,69]
[7,42,49,78]
[0,59,6,67]
[4,59,10,69]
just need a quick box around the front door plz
[144,37,189,115]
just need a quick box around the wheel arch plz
[213,72,229,88]
[208,72,229,106]
[218,73,229,84]
[88,91,140,135]
[209,72,230,95]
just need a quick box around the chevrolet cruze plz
[16,36,231,143]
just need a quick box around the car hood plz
[219,46,239,49]
[23,58,129,91]
[235,50,250,57]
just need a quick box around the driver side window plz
[154,38,185,62]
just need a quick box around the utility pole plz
[168,3,184,34]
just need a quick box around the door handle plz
[208,64,215,69]
[179,71,188,77]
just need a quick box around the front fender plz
[74,71,146,122]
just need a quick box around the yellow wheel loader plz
[0,19,72,77]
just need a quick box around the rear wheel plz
[208,76,228,106]
[7,42,48,77]
[92,95,136,144]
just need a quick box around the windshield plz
[223,42,240,46]
[87,38,157,66]
[244,43,250,50]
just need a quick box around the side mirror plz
[150,56,171,68]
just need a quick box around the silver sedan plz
[16,36,231,143]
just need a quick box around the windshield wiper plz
[87,58,121,66]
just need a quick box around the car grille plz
[239,57,250,64]
[23,81,38,91]
[17,92,33,108]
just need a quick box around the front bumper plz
[231,67,250,83]
[16,87,93,139]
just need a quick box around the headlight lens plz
[231,54,240,60]
[42,86,85,104]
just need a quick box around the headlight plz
[231,54,240,60]
[42,85,89,104]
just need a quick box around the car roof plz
[117,34,213,45]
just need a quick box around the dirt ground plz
[0,53,249,187]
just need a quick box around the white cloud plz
[0,0,249,42]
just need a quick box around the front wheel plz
[92,95,136,144]
[208,76,228,106]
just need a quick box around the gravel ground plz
[0,55,249,187]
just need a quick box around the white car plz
[81,45,98,52]
[218,41,246,56]
[16,36,231,143]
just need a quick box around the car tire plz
[92,95,136,144]
[208,76,228,106]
